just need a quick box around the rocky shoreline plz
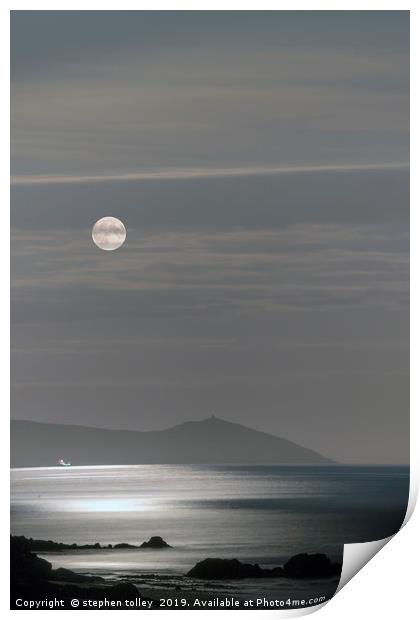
[11,535,342,610]
[187,555,341,580]
[14,534,171,551]
[11,536,152,610]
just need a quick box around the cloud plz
[11,15,409,176]
[11,162,408,186]
[11,167,410,233]
[11,222,408,323]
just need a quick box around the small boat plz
[58,458,72,467]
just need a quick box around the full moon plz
[92,217,126,251]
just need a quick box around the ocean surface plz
[10,464,409,602]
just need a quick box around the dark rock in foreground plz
[283,553,341,579]
[113,543,137,549]
[187,554,341,580]
[51,567,103,583]
[11,536,53,581]
[10,536,157,609]
[187,558,265,579]
[140,536,171,549]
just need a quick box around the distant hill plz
[10,416,334,467]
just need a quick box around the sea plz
[10,464,409,604]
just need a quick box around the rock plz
[11,536,52,581]
[266,565,285,577]
[187,558,264,579]
[330,561,342,575]
[84,581,141,600]
[140,536,171,549]
[14,535,104,552]
[10,535,157,609]
[13,534,175,553]
[283,553,341,579]
[186,554,341,580]
[51,567,103,583]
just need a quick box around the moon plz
[92,217,126,251]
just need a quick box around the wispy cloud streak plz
[11,162,409,186]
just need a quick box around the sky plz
[10,11,409,463]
